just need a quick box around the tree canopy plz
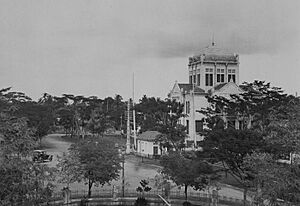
[0,88,56,205]
[199,80,300,204]
[135,96,186,150]
[160,151,217,201]
[57,137,122,197]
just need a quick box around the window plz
[189,76,192,84]
[205,68,214,86]
[217,74,224,83]
[228,120,236,129]
[197,74,200,86]
[153,146,158,155]
[239,121,243,130]
[216,68,225,83]
[186,120,189,134]
[193,75,196,84]
[205,74,213,86]
[205,68,213,73]
[228,74,236,83]
[195,120,203,132]
[228,69,236,73]
[228,69,236,83]
[186,101,190,114]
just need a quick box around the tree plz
[87,106,114,137]
[201,81,291,133]
[244,96,300,204]
[0,88,32,112]
[0,158,56,205]
[263,95,300,158]
[156,124,186,151]
[136,96,186,150]
[109,94,126,130]
[0,94,55,205]
[57,151,83,188]
[14,102,55,143]
[244,152,300,205]
[135,96,183,132]
[135,96,159,132]
[135,179,152,206]
[155,99,186,151]
[56,107,76,136]
[0,113,36,158]
[160,151,216,201]
[58,137,122,197]
[199,80,300,205]
[202,128,264,204]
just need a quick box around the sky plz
[0,0,299,101]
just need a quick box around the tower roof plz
[189,44,239,63]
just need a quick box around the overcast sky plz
[0,0,299,101]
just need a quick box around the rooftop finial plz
[212,33,215,46]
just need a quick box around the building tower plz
[188,42,240,92]
[169,41,243,147]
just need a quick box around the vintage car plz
[32,150,53,163]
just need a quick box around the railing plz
[135,152,161,159]
[46,188,250,206]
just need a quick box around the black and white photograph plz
[0,0,299,205]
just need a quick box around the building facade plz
[136,131,163,158]
[169,42,243,147]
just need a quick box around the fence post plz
[113,185,118,200]
[62,187,71,205]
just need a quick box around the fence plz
[135,152,161,159]
[46,188,250,206]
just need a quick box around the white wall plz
[182,94,209,143]
[137,140,161,156]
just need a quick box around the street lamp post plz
[115,143,126,197]
[121,150,125,197]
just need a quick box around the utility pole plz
[132,73,137,151]
[120,115,123,131]
[122,153,125,197]
[126,99,131,154]
[192,78,196,147]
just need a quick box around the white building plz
[169,42,243,147]
[136,131,162,158]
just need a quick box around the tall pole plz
[126,99,131,154]
[132,73,137,150]
[122,154,125,197]
[192,82,196,147]
[120,115,123,131]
